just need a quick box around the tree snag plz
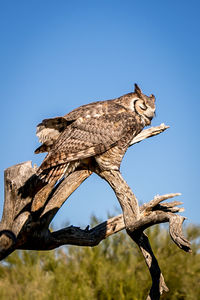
[0,124,191,300]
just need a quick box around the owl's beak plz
[144,108,155,120]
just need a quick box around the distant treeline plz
[0,217,199,300]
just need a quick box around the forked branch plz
[0,124,191,300]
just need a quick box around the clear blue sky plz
[0,0,199,229]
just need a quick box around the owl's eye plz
[138,102,147,110]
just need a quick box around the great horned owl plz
[35,84,155,183]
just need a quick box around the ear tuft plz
[150,94,156,102]
[134,84,142,96]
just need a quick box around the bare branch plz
[145,193,182,210]
[130,123,169,146]
[13,193,188,252]
[169,215,191,252]
[0,123,190,299]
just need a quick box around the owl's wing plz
[35,102,126,154]
[35,117,75,154]
[38,112,136,172]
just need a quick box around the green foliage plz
[0,223,199,300]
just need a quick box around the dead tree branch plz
[0,123,191,300]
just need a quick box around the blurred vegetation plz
[0,219,199,300]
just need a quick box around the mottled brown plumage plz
[35,84,156,182]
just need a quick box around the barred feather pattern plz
[39,161,80,183]
[35,84,156,184]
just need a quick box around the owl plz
[35,84,155,183]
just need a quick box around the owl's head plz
[133,84,156,125]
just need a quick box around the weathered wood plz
[97,169,140,226]
[95,168,169,299]
[130,123,169,146]
[0,124,191,299]
[16,193,184,250]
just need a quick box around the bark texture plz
[0,124,191,300]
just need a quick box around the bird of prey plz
[35,84,155,183]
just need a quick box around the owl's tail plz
[37,161,80,183]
